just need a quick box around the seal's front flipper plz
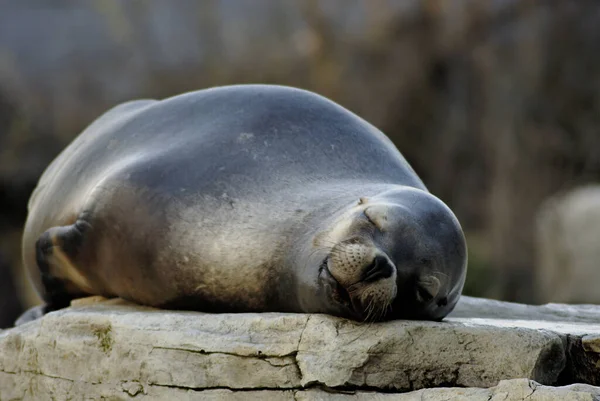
[33,219,94,320]
[15,305,46,326]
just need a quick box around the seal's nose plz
[360,255,394,282]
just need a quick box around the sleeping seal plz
[18,84,467,324]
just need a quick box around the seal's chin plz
[319,256,397,321]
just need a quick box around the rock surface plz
[2,296,600,399]
[2,376,600,401]
[536,186,600,304]
[451,296,600,387]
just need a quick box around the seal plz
[18,84,467,324]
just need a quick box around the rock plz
[451,295,600,325]
[296,380,600,401]
[450,295,600,386]
[2,297,600,399]
[535,186,600,305]
[0,299,565,392]
[2,376,599,401]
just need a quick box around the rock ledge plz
[2,296,600,400]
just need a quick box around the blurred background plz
[1,0,599,328]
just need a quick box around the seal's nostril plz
[361,255,394,282]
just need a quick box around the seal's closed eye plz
[364,205,388,231]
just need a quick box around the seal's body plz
[20,85,467,324]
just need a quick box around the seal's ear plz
[416,275,441,303]
[364,205,390,231]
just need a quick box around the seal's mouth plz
[318,256,356,315]
[319,252,401,322]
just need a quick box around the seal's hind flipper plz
[33,219,94,318]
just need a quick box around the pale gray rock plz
[535,185,600,304]
[296,315,563,389]
[297,379,600,400]
[450,295,600,386]
[451,296,600,325]
[2,373,600,400]
[2,297,600,399]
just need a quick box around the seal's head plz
[317,187,467,321]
